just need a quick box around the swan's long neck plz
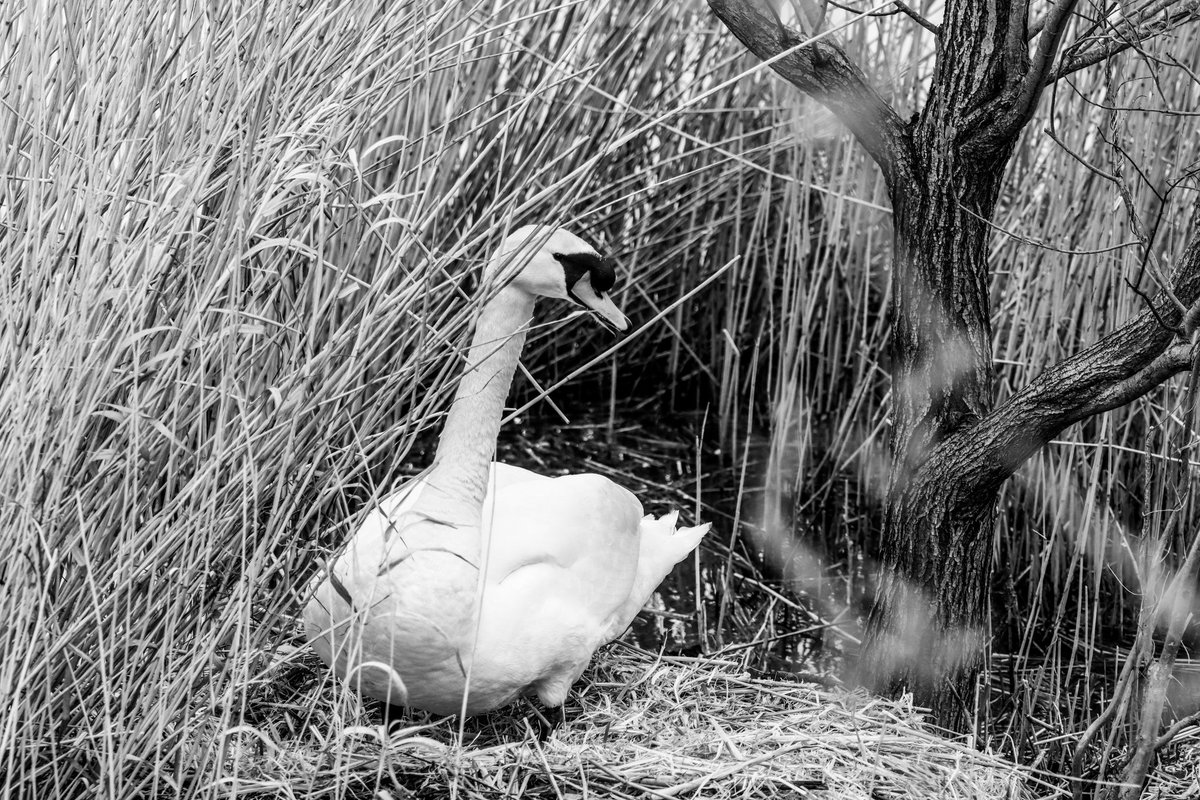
[419,286,534,527]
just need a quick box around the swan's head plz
[488,225,629,333]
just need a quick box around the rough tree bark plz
[709,0,1200,730]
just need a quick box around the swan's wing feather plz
[482,473,643,621]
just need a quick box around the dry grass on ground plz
[182,640,1037,800]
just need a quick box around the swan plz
[304,225,711,716]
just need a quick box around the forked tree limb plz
[928,230,1200,503]
[709,0,1200,503]
[1049,1,1200,83]
[998,0,1079,134]
[968,0,1078,154]
[707,0,913,183]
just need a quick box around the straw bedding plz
[193,638,1038,799]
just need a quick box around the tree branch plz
[1003,0,1032,79]
[1049,1,1200,83]
[708,0,912,185]
[993,0,1080,140]
[892,1,941,36]
[1019,0,1079,108]
[982,1,1200,147]
[928,228,1200,500]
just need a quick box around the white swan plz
[304,225,711,716]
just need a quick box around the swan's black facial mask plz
[555,251,615,295]
[553,252,628,333]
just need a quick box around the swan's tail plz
[604,511,712,642]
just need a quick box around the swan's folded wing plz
[482,473,644,624]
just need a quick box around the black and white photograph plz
[3,1,1199,797]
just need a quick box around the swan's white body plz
[304,227,710,715]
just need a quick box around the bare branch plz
[994,0,1080,138]
[1022,0,1080,104]
[1044,126,1119,182]
[1026,7,1047,40]
[892,1,941,36]
[1076,340,1195,417]
[927,229,1200,499]
[1004,0,1032,76]
[1050,1,1200,83]
[1155,706,1200,750]
[708,0,912,184]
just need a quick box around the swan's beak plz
[570,276,629,333]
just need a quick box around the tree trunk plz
[867,479,996,728]
[860,144,1011,730]
[710,0,1200,733]
[705,0,1034,730]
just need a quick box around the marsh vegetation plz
[2,1,1199,797]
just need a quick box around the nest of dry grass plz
[187,639,1040,799]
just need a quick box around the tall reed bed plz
[984,26,1200,757]
[1,0,1197,795]
[0,0,813,794]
